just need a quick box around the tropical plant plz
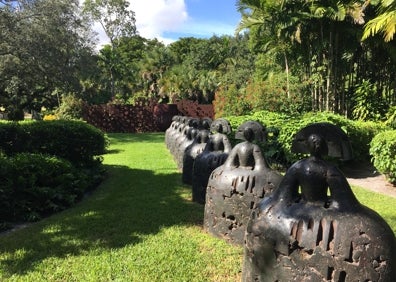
[83,0,137,99]
[236,0,396,119]
[362,0,396,42]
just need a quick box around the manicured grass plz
[0,133,394,281]
[0,133,242,281]
[351,186,396,234]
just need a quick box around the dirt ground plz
[341,161,396,198]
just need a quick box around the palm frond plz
[363,10,396,41]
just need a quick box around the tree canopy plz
[0,0,395,122]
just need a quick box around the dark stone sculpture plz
[182,128,210,185]
[242,123,396,281]
[200,117,212,131]
[165,115,181,150]
[203,121,283,245]
[174,118,199,169]
[192,118,233,204]
[168,116,189,157]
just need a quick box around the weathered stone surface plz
[242,124,396,281]
[192,118,233,204]
[203,121,283,245]
[182,129,210,185]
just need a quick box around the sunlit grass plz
[352,185,396,234]
[0,133,242,281]
[0,133,394,281]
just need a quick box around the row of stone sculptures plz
[165,116,396,281]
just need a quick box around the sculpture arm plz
[252,144,269,170]
[223,145,239,168]
[326,166,361,210]
[269,165,300,204]
[222,136,233,153]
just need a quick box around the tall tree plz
[236,0,396,117]
[82,0,137,99]
[0,0,95,119]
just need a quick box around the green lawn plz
[0,133,394,281]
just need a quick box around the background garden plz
[0,0,395,280]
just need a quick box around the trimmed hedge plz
[0,120,108,165]
[370,130,396,184]
[0,120,108,230]
[0,153,103,227]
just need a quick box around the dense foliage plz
[0,120,108,165]
[370,130,396,183]
[0,120,107,229]
[225,111,389,167]
[235,0,396,119]
[0,0,96,118]
[1,0,394,122]
[0,153,98,227]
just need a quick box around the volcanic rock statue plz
[203,121,283,245]
[182,127,210,185]
[174,118,199,169]
[242,122,396,281]
[192,118,233,204]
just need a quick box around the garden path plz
[342,161,396,198]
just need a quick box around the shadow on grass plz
[108,132,166,144]
[0,164,203,276]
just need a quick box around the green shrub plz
[22,120,107,165]
[347,120,390,161]
[0,153,100,225]
[213,84,252,118]
[224,111,389,167]
[351,79,388,121]
[55,94,85,120]
[0,121,25,155]
[0,120,108,165]
[385,106,396,129]
[246,78,311,116]
[370,130,396,184]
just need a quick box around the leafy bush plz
[385,106,396,129]
[351,79,388,121]
[246,77,311,116]
[0,153,102,226]
[224,110,389,167]
[0,120,107,230]
[0,120,108,165]
[214,76,310,118]
[0,121,24,155]
[347,120,390,161]
[213,84,252,118]
[55,94,85,120]
[370,130,396,184]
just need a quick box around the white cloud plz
[131,0,188,44]
[86,0,237,48]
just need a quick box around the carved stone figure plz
[204,121,283,245]
[165,115,181,150]
[192,118,233,204]
[182,128,210,185]
[242,123,396,281]
[174,118,199,169]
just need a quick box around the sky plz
[95,0,241,46]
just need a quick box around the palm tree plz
[362,0,396,42]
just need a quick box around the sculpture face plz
[243,127,254,143]
[307,133,328,157]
